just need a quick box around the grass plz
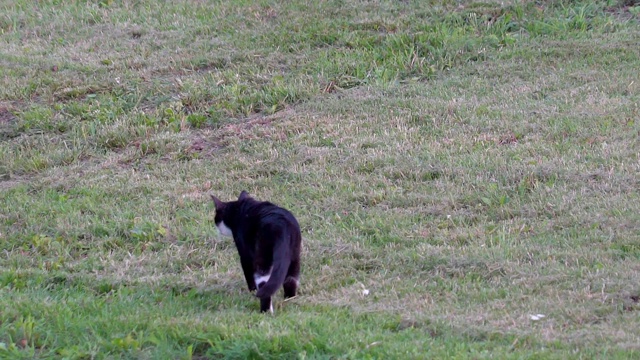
[1,0,639,358]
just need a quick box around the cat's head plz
[210,191,250,237]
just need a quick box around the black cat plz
[211,191,301,313]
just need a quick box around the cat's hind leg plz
[283,259,300,298]
[255,270,274,313]
[240,258,257,291]
[259,297,273,313]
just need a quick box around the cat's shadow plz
[169,281,265,312]
[172,282,302,313]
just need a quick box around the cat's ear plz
[210,195,224,209]
[238,190,249,201]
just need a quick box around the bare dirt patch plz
[0,102,17,124]
[196,107,300,152]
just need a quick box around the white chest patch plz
[217,221,233,237]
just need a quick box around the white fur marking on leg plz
[217,221,232,237]
[254,272,271,287]
[269,303,273,313]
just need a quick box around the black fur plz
[211,191,301,313]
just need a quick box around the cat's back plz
[243,199,299,230]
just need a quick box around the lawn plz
[1,0,639,358]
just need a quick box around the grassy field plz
[1,0,639,358]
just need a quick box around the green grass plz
[1,0,640,358]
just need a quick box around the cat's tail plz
[255,233,291,299]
